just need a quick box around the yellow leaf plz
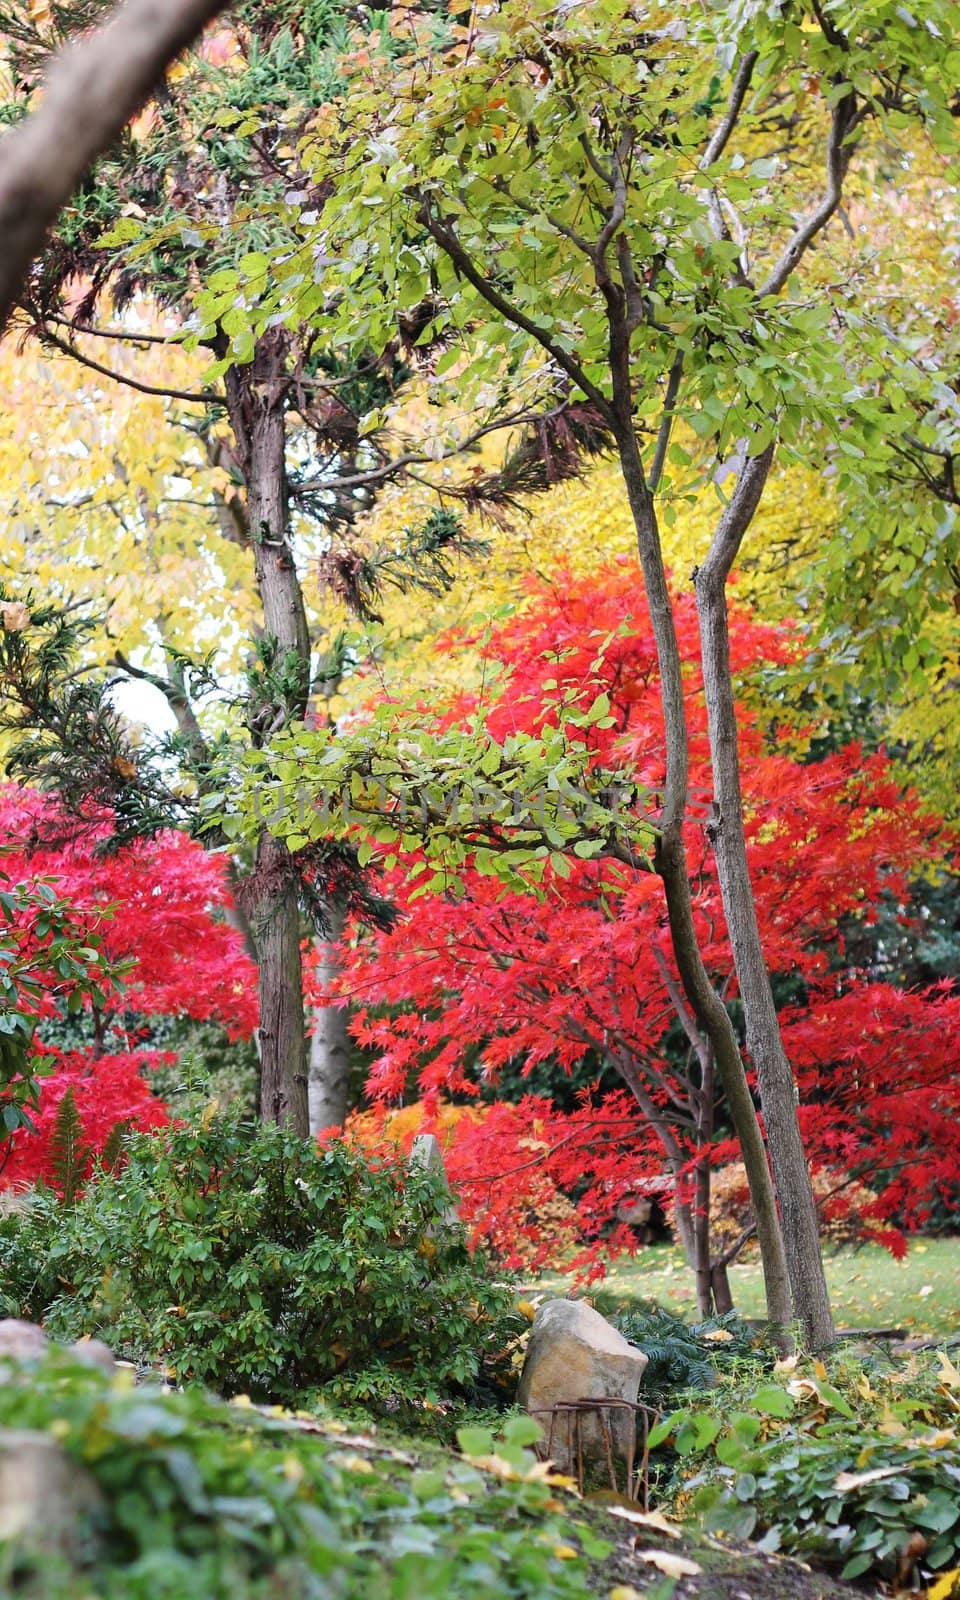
[937,1353,960,1391]
[29,0,53,25]
[702,1328,734,1343]
[635,1549,702,1578]
[610,1588,643,1600]
[332,1453,375,1474]
[517,1299,537,1321]
[606,1506,681,1539]
[552,1546,578,1560]
[928,1570,960,1600]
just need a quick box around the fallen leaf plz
[635,1549,702,1578]
[928,1569,960,1600]
[607,1505,681,1539]
[834,1465,904,1493]
[702,1328,734,1343]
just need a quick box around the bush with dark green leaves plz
[0,1116,520,1409]
[0,1350,608,1600]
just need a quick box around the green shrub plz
[0,1116,520,1409]
[649,1353,960,1585]
[0,1352,608,1600]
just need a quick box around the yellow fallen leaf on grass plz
[552,1546,578,1559]
[635,1549,702,1578]
[610,1588,642,1600]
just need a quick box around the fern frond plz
[49,1086,90,1206]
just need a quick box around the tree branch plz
[759,90,860,298]
[37,324,223,405]
[701,51,759,169]
[418,196,613,420]
[0,0,228,332]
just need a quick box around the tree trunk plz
[695,561,835,1349]
[710,1263,734,1315]
[252,832,308,1129]
[224,330,312,1135]
[611,418,794,1337]
[308,904,352,1134]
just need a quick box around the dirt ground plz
[582,1502,876,1600]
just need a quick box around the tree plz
[0,2,582,1134]
[0,780,258,1186]
[0,0,228,327]
[249,0,958,1346]
[318,566,958,1311]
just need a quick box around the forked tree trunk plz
[308,905,352,1134]
[696,475,835,1349]
[611,417,794,1339]
[225,330,312,1135]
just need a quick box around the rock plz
[70,1337,116,1373]
[0,1319,49,1362]
[517,1299,648,1478]
[0,1429,103,1560]
[409,1134,460,1229]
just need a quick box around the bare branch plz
[38,323,223,406]
[699,442,775,592]
[759,91,860,298]
[0,0,228,332]
[701,51,759,169]
[648,350,684,494]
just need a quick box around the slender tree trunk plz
[710,1263,734,1315]
[225,330,312,1135]
[696,551,834,1349]
[693,1155,713,1319]
[610,417,793,1337]
[308,905,352,1134]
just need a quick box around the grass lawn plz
[536,1235,960,1340]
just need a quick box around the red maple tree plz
[322,567,959,1298]
[0,785,258,1190]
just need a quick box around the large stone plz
[0,1319,49,1362]
[0,1429,103,1560]
[517,1299,648,1478]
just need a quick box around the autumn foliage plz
[0,785,258,1190]
[324,565,960,1265]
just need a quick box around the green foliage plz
[0,1351,605,1600]
[226,689,654,898]
[1,1115,520,1409]
[0,867,119,1142]
[48,1087,89,1207]
[649,1353,960,1584]
[612,1301,771,1404]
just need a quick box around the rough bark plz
[696,457,835,1348]
[611,417,794,1337]
[308,905,353,1134]
[225,332,311,1134]
[0,0,227,332]
[252,833,308,1131]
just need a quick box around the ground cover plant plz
[0,1350,610,1600]
[646,1348,960,1590]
